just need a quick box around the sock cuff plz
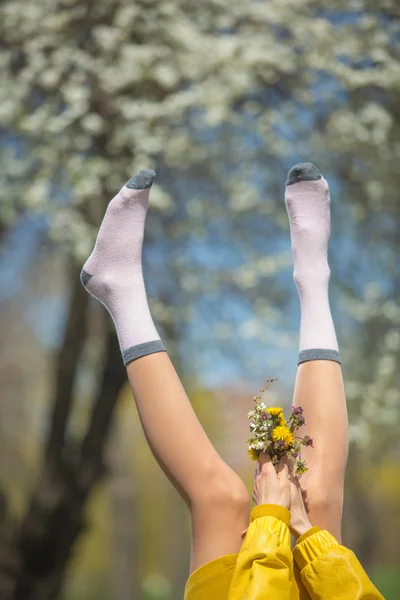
[123,340,166,366]
[298,348,341,365]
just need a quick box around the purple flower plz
[303,435,314,447]
[261,411,268,420]
[292,406,304,415]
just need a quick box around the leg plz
[127,354,249,572]
[285,163,348,542]
[292,362,347,541]
[81,171,249,573]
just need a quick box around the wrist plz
[290,518,313,539]
[251,504,291,528]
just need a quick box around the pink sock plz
[285,163,340,365]
[81,170,165,365]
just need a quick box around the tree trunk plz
[109,408,139,600]
[0,492,19,599]
[0,266,127,600]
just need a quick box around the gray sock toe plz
[80,269,93,287]
[286,162,322,186]
[126,169,156,190]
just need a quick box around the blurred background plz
[0,1,399,599]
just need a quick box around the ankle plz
[293,263,330,293]
[85,269,142,302]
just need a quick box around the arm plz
[293,527,384,600]
[228,455,293,600]
[228,504,293,600]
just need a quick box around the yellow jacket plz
[184,504,384,600]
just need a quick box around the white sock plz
[80,169,165,365]
[285,163,340,365]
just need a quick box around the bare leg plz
[292,362,348,541]
[80,172,249,574]
[285,164,348,542]
[126,353,249,572]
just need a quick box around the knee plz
[191,467,249,517]
[305,487,343,534]
[303,470,344,513]
[311,482,343,511]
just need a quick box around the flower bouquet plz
[247,379,313,474]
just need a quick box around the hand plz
[241,454,291,540]
[253,453,291,509]
[288,469,313,539]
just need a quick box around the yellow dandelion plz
[272,425,294,446]
[248,447,259,461]
[278,414,287,426]
[267,406,283,416]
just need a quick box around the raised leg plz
[285,163,349,542]
[81,171,249,573]
[126,353,249,572]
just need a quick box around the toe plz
[126,169,156,190]
[286,163,322,186]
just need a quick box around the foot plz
[285,162,339,359]
[285,162,331,291]
[81,169,165,364]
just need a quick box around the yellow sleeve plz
[293,527,385,600]
[228,504,293,600]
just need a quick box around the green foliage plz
[60,577,110,600]
[141,573,172,600]
[370,566,400,600]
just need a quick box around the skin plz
[243,452,313,540]
[126,352,249,574]
[288,466,314,538]
[291,361,347,542]
[253,453,291,510]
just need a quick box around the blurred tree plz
[108,400,138,600]
[0,0,399,598]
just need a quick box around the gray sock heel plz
[80,269,93,288]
